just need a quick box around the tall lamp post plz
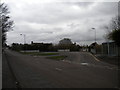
[20,34,26,44]
[105,33,110,56]
[91,28,97,54]
[20,34,26,52]
[91,28,96,43]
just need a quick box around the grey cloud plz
[61,2,94,8]
[11,2,117,25]
[96,2,118,15]
[3,1,118,45]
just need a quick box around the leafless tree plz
[0,3,13,47]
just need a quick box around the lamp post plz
[20,34,26,44]
[91,28,96,43]
[105,33,110,56]
[20,34,26,52]
[91,28,97,54]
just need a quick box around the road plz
[3,50,118,88]
[62,52,118,69]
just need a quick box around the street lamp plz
[91,28,97,54]
[91,28,96,43]
[20,34,26,52]
[20,34,26,44]
[105,33,110,56]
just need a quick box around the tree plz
[107,16,120,46]
[0,3,13,47]
[108,29,120,46]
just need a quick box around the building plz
[89,42,99,54]
[59,38,73,45]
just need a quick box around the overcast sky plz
[2,0,119,45]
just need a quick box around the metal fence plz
[102,42,120,56]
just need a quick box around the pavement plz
[2,52,17,88]
[0,51,2,89]
[2,50,119,88]
[95,54,120,66]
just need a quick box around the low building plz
[89,42,99,54]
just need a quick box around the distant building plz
[59,38,73,45]
[89,42,98,54]
[31,41,52,46]
[89,42,98,47]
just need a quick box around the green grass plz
[20,51,67,60]
[47,55,67,60]
[20,52,59,56]
[39,53,59,56]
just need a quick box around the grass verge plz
[20,52,59,56]
[46,55,67,60]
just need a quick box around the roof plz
[89,42,98,47]
[102,41,115,44]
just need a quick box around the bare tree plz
[0,3,13,47]
[110,16,120,30]
[107,16,120,46]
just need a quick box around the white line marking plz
[55,68,62,71]
[62,60,71,63]
[89,53,100,61]
[81,63,89,66]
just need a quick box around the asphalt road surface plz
[3,50,119,88]
[61,52,118,69]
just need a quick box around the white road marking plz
[55,68,62,71]
[81,63,89,66]
[62,60,71,63]
[91,65,118,70]
[107,67,119,70]
[89,53,100,61]
[62,58,118,70]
